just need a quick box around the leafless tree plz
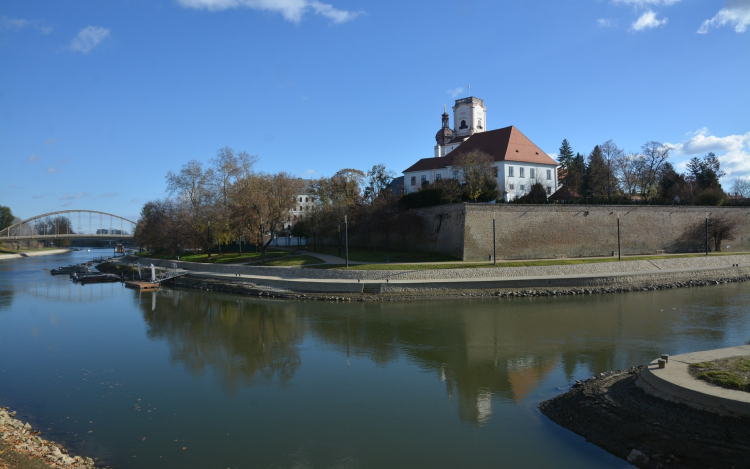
[731,177,750,199]
[454,150,497,202]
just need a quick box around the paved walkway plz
[637,345,750,417]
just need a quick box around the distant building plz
[403,97,558,201]
[96,229,126,235]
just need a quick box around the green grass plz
[305,246,459,263]
[689,356,750,393]
[261,255,326,267]
[306,252,747,271]
[135,250,289,264]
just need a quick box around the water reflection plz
[0,289,12,312]
[138,290,303,394]
[134,287,748,424]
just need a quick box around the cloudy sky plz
[1,0,748,220]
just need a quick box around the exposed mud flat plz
[538,369,750,469]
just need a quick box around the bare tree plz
[612,151,641,198]
[731,177,750,198]
[639,141,670,198]
[166,160,215,255]
[455,150,497,202]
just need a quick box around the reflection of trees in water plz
[0,289,12,312]
[136,286,741,424]
[306,290,738,424]
[138,290,304,394]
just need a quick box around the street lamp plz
[344,215,349,269]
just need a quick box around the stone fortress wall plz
[417,204,750,261]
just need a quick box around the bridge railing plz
[0,210,137,240]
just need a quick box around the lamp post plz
[344,215,349,269]
[338,223,342,257]
[705,212,709,256]
[617,212,621,261]
[492,211,496,265]
[260,217,264,260]
[207,220,211,259]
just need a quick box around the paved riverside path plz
[122,254,750,293]
[637,345,750,417]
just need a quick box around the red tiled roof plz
[404,126,557,173]
[549,185,582,200]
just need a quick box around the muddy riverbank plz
[538,368,750,469]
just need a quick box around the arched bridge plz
[0,210,136,241]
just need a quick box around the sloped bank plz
[164,269,750,302]
[538,368,750,469]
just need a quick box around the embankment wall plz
[417,204,750,261]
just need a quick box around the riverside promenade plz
[0,248,71,260]
[637,345,750,417]
[119,253,750,297]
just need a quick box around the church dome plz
[435,126,454,146]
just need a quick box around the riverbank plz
[539,367,750,469]
[114,253,750,300]
[0,407,97,469]
[0,249,71,261]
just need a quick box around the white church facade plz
[403,96,558,201]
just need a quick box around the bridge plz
[0,210,136,241]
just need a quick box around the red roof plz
[404,126,557,173]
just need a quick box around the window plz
[477,118,483,130]
[530,168,535,179]
[299,197,302,202]
[508,167,514,177]
[520,185,526,191]
[546,186,552,195]
[305,197,308,202]
[492,167,498,177]
[547,169,552,180]
[410,176,416,186]
[509,183,514,190]
[459,119,468,129]
[452,170,459,180]
[436,173,442,180]
[519,167,525,178]
[421,175,427,184]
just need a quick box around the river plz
[1,250,749,468]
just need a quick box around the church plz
[403,96,559,201]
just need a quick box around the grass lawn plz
[261,255,325,267]
[306,252,747,271]
[135,250,289,264]
[689,356,750,392]
[306,246,458,263]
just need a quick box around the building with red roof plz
[403,97,559,201]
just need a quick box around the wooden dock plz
[124,280,160,291]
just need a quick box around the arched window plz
[459,120,468,129]
[477,119,483,129]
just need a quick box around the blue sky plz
[1,0,749,221]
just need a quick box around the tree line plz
[555,139,748,205]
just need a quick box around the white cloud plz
[597,18,616,27]
[612,0,680,7]
[176,0,361,24]
[446,87,464,98]
[666,128,750,179]
[697,0,750,34]
[100,193,119,198]
[301,169,317,176]
[630,10,668,31]
[28,153,41,162]
[47,167,59,173]
[0,16,54,34]
[70,26,110,54]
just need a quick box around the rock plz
[23,422,31,430]
[627,448,649,465]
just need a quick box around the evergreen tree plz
[557,139,574,169]
[564,152,587,194]
[585,145,617,199]
[687,152,724,191]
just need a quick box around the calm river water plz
[1,250,749,468]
